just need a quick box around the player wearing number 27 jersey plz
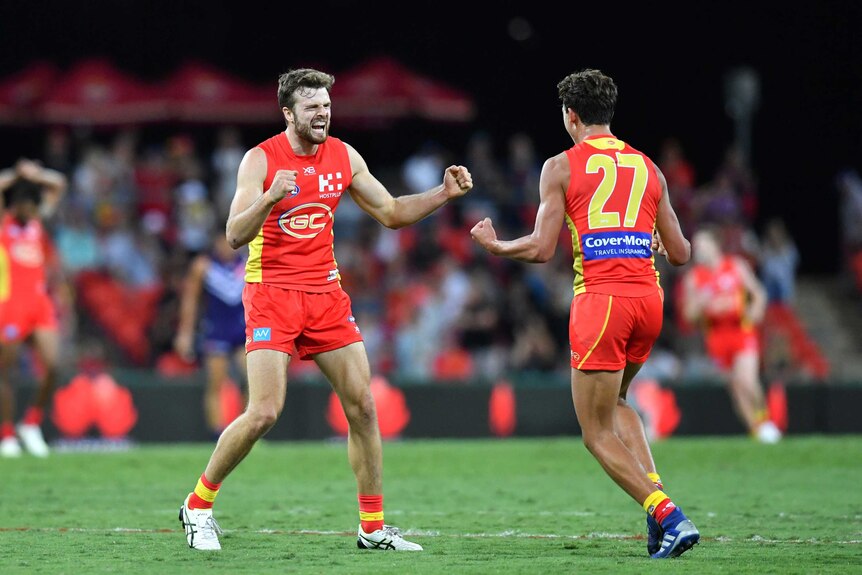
[470,69,698,559]
[563,135,664,370]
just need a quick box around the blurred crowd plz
[18,125,817,386]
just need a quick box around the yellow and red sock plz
[643,490,676,525]
[188,473,221,510]
[22,407,43,426]
[358,494,384,533]
[647,472,664,491]
[0,422,14,439]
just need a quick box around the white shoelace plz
[201,516,223,537]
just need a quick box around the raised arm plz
[225,147,296,249]
[469,153,567,263]
[652,163,691,266]
[0,159,68,218]
[345,143,472,229]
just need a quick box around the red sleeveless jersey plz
[689,255,748,328]
[564,135,662,297]
[246,133,353,292]
[0,214,53,303]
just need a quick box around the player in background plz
[470,69,699,558]
[174,234,249,438]
[682,226,782,444]
[0,159,68,457]
[179,68,473,552]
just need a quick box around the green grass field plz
[0,435,860,574]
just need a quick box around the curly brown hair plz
[556,69,617,126]
[277,68,335,110]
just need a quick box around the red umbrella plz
[38,58,167,126]
[162,61,278,124]
[331,57,476,128]
[0,61,58,125]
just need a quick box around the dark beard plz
[296,121,327,144]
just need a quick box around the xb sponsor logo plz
[278,203,333,239]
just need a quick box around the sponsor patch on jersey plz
[288,184,300,197]
[581,231,652,260]
[252,327,272,342]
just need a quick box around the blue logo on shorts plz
[252,328,272,342]
[582,231,652,260]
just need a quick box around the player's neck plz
[284,129,318,156]
[576,124,613,144]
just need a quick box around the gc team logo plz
[278,203,333,239]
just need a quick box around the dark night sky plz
[2,1,860,273]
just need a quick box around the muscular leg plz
[203,353,231,433]
[615,362,657,476]
[203,348,289,483]
[727,350,767,433]
[31,329,60,409]
[314,342,382,495]
[0,342,20,424]
[572,367,658,505]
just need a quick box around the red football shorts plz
[704,324,759,370]
[569,290,663,371]
[243,283,363,359]
[0,291,58,343]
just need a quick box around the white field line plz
[0,526,859,544]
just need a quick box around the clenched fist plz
[470,217,498,252]
[266,169,298,204]
[443,165,473,199]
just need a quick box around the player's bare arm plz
[345,143,472,229]
[470,153,567,263]
[174,255,210,361]
[735,256,768,324]
[226,147,297,248]
[652,163,690,266]
[682,271,706,325]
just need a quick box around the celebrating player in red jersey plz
[682,226,781,444]
[0,159,67,458]
[179,68,473,552]
[471,69,698,558]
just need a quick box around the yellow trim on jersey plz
[584,137,625,151]
[577,295,613,369]
[0,244,9,302]
[651,250,661,289]
[245,229,264,283]
[359,511,384,521]
[566,214,586,295]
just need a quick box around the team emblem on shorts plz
[252,327,272,342]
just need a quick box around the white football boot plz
[179,494,222,550]
[16,424,49,457]
[0,436,22,458]
[755,421,782,444]
[357,524,423,551]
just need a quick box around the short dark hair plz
[3,177,41,208]
[277,68,335,110]
[557,69,617,126]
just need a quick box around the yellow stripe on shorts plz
[577,295,613,370]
